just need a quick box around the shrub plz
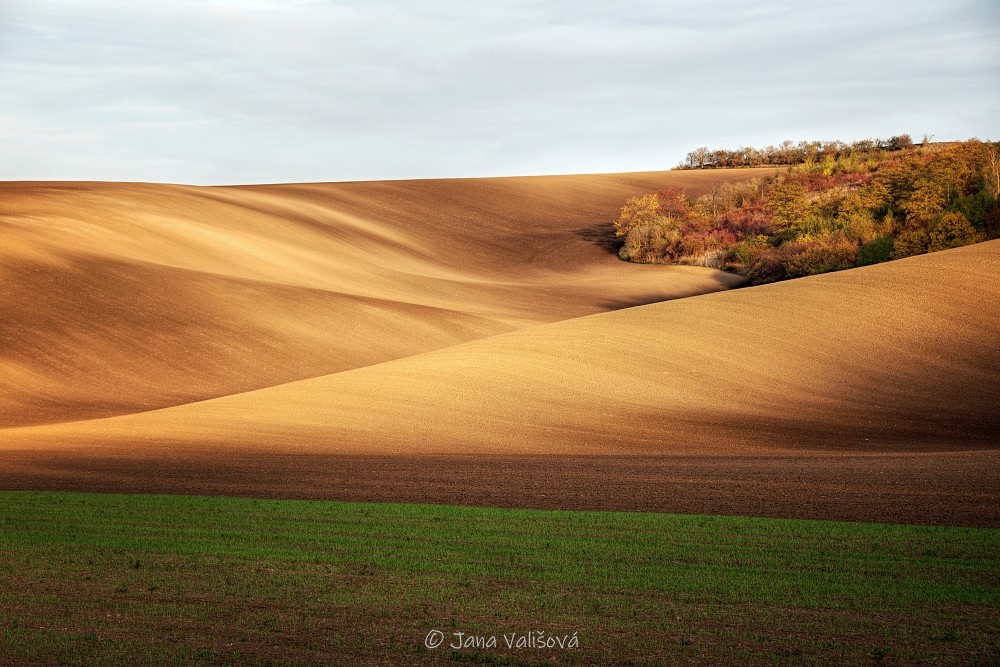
[984,203,1000,240]
[788,213,839,241]
[858,235,894,266]
[618,221,680,263]
[928,212,979,251]
[720,235,768,272]
[782,237,858,278]
[893,228,929,258]
[744,245,786,285]
[948,190,995,230]
[717,205,771,236]
[697,179,765,217]
[656,187,693,219]
[839,210,879,243]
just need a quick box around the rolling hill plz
[2,170,998,525]
[0,170,758,427]
[5,239,998,454]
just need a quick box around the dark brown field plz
[2,170,998,526]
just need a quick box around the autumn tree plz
[928,212,979,251]
[619,137,991,280]
[685,147,712,169]
[613,194,661,238]
[887,134,913,150]
[985,142,1000,198]
[901,177,946,226]
[656,187,693,220]
[893,228,929,258]
[840,178,891,218]
[765,179,810,233]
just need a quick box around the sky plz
[1,0,998,185]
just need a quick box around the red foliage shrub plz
[656,187,692,219]
[743,245,786,284]
[717,205,771,236]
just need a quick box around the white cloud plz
[1,0,997,183]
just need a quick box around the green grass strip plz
[0,491,997,666]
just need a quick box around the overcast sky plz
[1,0,998,184]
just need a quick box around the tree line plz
[679,135,918,170]
[614,138,1000,284]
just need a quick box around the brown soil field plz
[0,171,752,427]
[2,170,999,526]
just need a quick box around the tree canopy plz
[615,138,999,284]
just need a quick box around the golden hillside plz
[0,170,761,427]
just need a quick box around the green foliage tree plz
[948,190,995,229]
[858,235,894,266]
[984,203,1000,240]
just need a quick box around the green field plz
[0,491,997,665]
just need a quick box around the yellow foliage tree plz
[929,212,979,252]
[902,177,946,226]
[614,194,661,238]
[765,179,810,233]
[893,228,929,259]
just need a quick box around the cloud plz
[1,0,998,183]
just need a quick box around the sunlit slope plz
[8,241,998,454]
[0,170,763,427]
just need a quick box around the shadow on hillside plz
[573,223,621,255]
[597,293,686,310]
[596,288,729,311]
